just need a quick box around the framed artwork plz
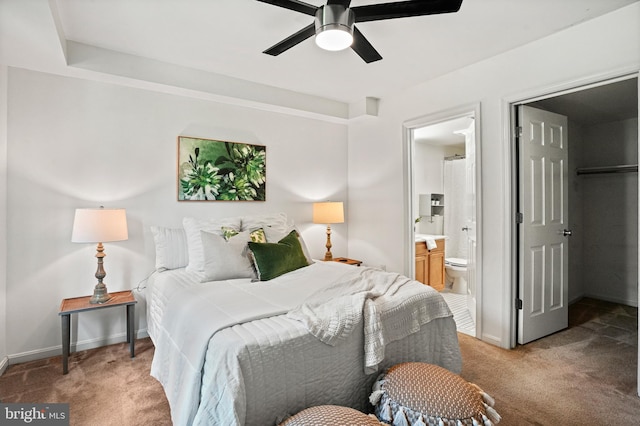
[177,136,266,201]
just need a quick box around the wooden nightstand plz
[59,290,137,374]
[332,257,363,266]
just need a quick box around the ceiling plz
[414,116,472,146]
[416,77,639,147]
[529,78,638,125]
[1,0,638,119]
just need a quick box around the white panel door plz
[518,105,569,344]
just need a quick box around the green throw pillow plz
[248,230,308,281]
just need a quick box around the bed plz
[146,213,462,426]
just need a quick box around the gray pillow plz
[201,230,256,282]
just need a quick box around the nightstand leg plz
[61,313,70,374]
[127,304,135,358]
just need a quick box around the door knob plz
[462,226,469,231]
[561,229,572,237]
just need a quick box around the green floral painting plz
[178,136,266,201]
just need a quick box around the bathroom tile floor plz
[440,290,475,336]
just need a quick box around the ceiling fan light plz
[315,5,355,52]
[315,27,353,51]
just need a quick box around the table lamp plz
[313,201,344,261]
[72,207,128,304]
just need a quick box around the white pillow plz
[263,226,314,266]
[183,216,241,272]
[240,212,289,233]
[150,226,189,271]
[201,230,256,282]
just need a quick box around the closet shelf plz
[576,164,638,175]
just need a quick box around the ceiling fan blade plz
[263,23,316,56]
[351,27,382,63]
[326,0,352,6]
[255,0,317,16]
[353,0,463,23]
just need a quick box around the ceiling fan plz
[257,0,464,63]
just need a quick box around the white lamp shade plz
[313,202,345,224]
[71,208,128,243]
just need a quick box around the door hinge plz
[515,126,523,139]
[516,212,523,223]
[516,299,523,310]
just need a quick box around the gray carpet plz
[0,338,171,425]
[458,297,639,424]
[0,297,637,425]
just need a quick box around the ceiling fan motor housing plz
[259,0,464,62]
[315,5,355,50]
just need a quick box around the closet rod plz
[576,164,638,175]
[444,154,465,161]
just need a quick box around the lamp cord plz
[133,269,157,292]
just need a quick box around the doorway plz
[511,76,639,384]
[514,76,638,342]
[403,104,482,338]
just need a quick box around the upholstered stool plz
[370,362,501,426]
[279,405,384,425]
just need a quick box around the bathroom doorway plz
[403,104,482,337]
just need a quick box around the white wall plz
[2,3,638,364]
[0,66,8,372]
[414,143,446,199]
[414,142,447,226]
[413,142,461,236]
[580,118,638,305]
[568,120,585,303]
[347,4,640,347]
[4,68,348,362]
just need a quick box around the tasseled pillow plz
[370,362,501,426]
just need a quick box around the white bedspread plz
[147,262,461,426]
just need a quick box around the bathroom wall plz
[413,142,461,235]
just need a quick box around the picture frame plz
[177,136,266,201]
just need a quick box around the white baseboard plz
[6,328,149,367]
[0,355,8,376]
[584,292,638,308]
[480,332,504,348]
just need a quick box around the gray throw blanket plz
[287,267,452,373]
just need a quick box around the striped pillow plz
[150,226,188,271]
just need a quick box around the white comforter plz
[147,262,461,426]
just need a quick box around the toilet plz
[445,258,468,294]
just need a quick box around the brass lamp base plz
[90,283,111,304]
[90,243,111,304]
[323,224,334,261]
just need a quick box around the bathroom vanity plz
[415,236,445,291]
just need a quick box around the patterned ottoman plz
[279,405,384,425]
[370,362,501,426]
